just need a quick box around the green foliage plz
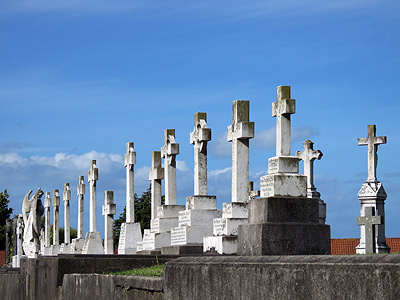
[109,264,164,277]
[0,190,13,250]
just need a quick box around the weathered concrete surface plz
[164,255,400,300]
[0,268,21,300]
[62,274,163,300]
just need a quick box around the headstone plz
[237,85,330,256]
[50,189,61,255]
[22,188,44,258]
[168,113,221,254]
[295,140,327,224]
[70,176,85,254]
[118,143,143,254]
[356,124,389,254]
[82,160,104,254]
[41,191,52,255]
[12,215,24,268]
[103,191,116,254]
[5,219,12,264]
[357,206,383,254]
[204,101,254,255]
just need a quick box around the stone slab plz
[186,195,217,210]
[179,210,222,227]
[157,205,185,218]
[118,222,142,254]
[268,156,300,174]
[151,218,179,233]
[203,236,238,255]
[171,226,213,245]
[161,245,204,255]
[142,231,171,250]
[237,222,331,256]
[213,218,248,236]
[222,202,248,219]
[260,173,307,198]
[82,232,104,254]
[248,197,319,224]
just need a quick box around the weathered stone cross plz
[357,206,383,254]
[63,183,71,244]
[52,189,60,246]
[44,191,51,247]
[161,129,179,205]
[357,124,386,182]
[190,112,211,196]
[102,191,116,254]
[88,160,98,232]
[149,151,164,219]
[272,86,295,156]
[77,176,85,239]
[295,140,323,191]
[124,142,136,223]
[227,100,254,203]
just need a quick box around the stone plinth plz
[171,226,214,246]
[70,238,85,254]
[260,173,307,198]
[118,222,142,254]
[82,232,103,254]
[186,195,216,210]
[142,230,171,250]
[203,236,238,255]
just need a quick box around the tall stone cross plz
[295,140,323,194]
[124,142,136,223]
[63,183,71,244]
[88,160,98,232]
[227,100,254,203]
[357,206,383,254]
[357,124,386,182]
[190,112,211,196]
[102,191,116,254]
[52,189,60,246]
[272,86,295,156]
[149,151,164,219]
[44,191,51,248]
[161,129,179,205]
[77,176,85,239]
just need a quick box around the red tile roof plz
[331,238,400,255]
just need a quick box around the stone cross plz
[63,183,71,244]
[88,160,98,232]
[53,189,60,246]
[227,100,254,202]
[295,140,323,193]
[102,191,116,254]
[272,86,295,156]
[161,129,179,205]
[357,124,386,182]
[190,112,212,196]
[124,142,136,223]
[44,191,51,248]
[149,151,164,219]
[77,176,85,239]
[5,219,12,264]
[357,206,383,254]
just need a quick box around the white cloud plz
[176,160,189,172]
[209,132,231,158]
[209,167,231,177]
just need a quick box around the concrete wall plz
[0,269,21,300]
[62,274,163,300]
[164,255,400,300]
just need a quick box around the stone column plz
[149,151,164,220]
[5,219,12,264]
[356,124,389,254]
[63,183,71,245]
[77,176,85,239]
[227,100,255,203]
[88,160,98,232]
[125,142,136,223]
[53,189,60,246]
[103,191,116,254]
[161,129,179,205]
[44,192,51,248]
[15,216,24,268]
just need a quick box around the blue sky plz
[1,0,399,239]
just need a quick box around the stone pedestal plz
[70,238,85,254]
[237,197,331,255]
[49,245,60,256]
[203,202,248,255]
[82,232,103,254]
[118,222,142,254]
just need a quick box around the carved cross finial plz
[357,125,386,182]
[52,189,60,207]
[161,129,179,166]
[124,142,136,169]
[63,183,71,202]
[88,160,98,183]
[295,140,323,190]
[77,176,85,195]
[190,112,211,153]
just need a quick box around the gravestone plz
[5,219,12,264]
[295,140,327,224]
[12,214,24,268]
[168,113,221,254]
[118,142,142,254]
[50,189,61,255]
[82,160,104,254]
[357,206,383,254]
[142,130,185,251]
[42,191,52,255]
[237,86,330,256]
[204,101,254,254]
[103,191,116,254]
[356,124,390,254]
[60,183,71,253]
[70,176,85,254]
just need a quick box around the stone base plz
[162,245,204,255]
[203,236,238,255]
[50,245,60,256]
[70,238,85,254]
[42,246,52,256]
[186,195,217,210]
[237,222,331,255]
[136,249,162,255]
[82,232,104,254]
[356,242,391,254]
[151,218,179,233]
[157,205,185,218]
[142,231,171,250]
[179,210,222,227]
[59,243,70,254]
[118,222,142,254]
[222,202,248,218]
[213,218,248,236]
[171,226,213,245]
[136,241,144,252]
[260,173,307,198]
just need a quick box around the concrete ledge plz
[162,245,204,255]
[62,274,164,300]
[164,255,400,299]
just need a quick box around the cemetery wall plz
[164,255,400,300]
[0,269,21,300]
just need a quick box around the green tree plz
[0,190,13,250]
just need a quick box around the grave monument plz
[42,191,52,255]
[103,191,116,254]
[60,183,71,253]
[12,214,24,268]
[50,189,61,255]
[70,176,85,253]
